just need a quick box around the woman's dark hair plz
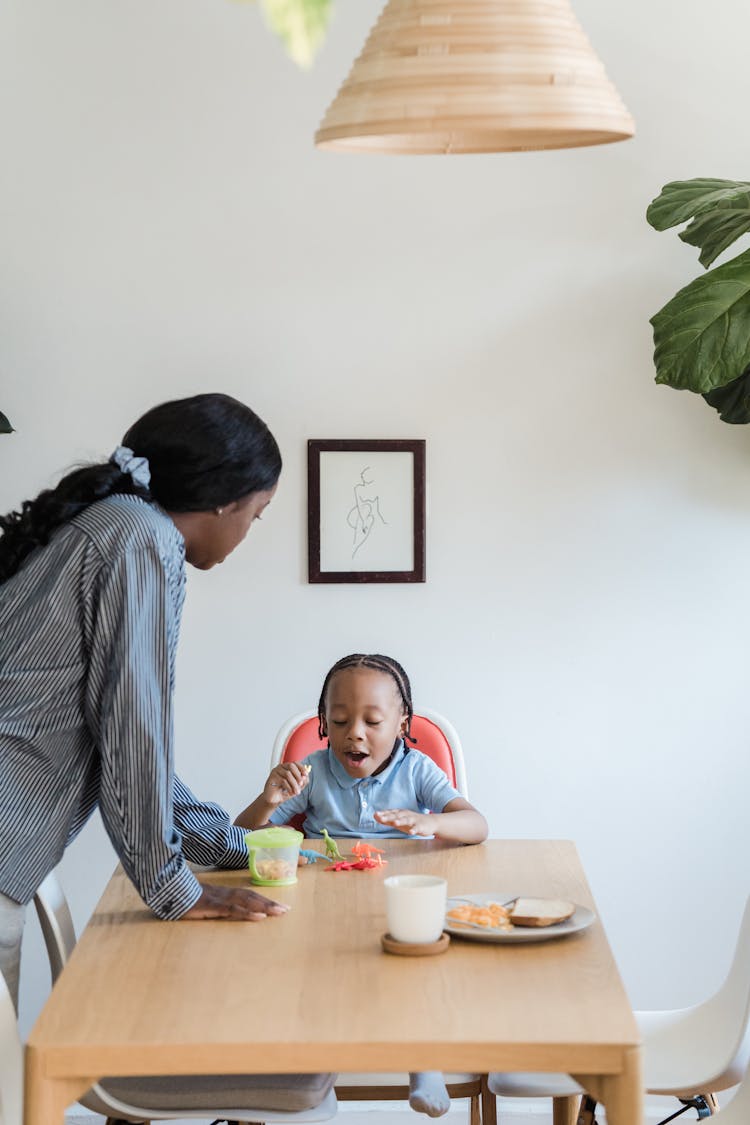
[0,393,281,583]
[317,653,416,745]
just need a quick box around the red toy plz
[325,841,388,871]
[325,857,382,871]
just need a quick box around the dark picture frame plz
[307,439,426,584]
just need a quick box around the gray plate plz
[445,892,596,944]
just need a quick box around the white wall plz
[2,0,750,1043]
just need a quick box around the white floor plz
[64,1096,705,1125]
[64,1104,560,1125]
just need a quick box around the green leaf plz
[0,411,14,434]
[258,0,333,68]
[650,247,750,394]
[647,179,750,268]
[702,364,750,423]
[680,202,750,268]
[647,179,750,230]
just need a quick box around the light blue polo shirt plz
[268,740,461,838]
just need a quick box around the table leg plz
[480,1075,497,1125]
[24,1048,95,1125]
[552,1095,580,1125]
[574,1045,643,1125]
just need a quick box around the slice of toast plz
[509,897,575,927]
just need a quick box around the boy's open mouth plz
[345,750,368,764]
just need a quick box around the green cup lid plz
[244,826,303,848]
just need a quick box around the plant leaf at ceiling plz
[650,247,750,394]
[647,178,750,268]
[258,0,333,68]
[702,364,750,423]
[0,411,14,434]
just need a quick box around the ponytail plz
[0,392,281,584]
[0,461,150,583]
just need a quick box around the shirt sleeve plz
[84,544,202,920]
[173,775,249,869]
[412,754,462,813]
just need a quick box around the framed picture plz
[307,439,425,584]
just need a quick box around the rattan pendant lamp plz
[314,0,634,154]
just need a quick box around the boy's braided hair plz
[317,653,416,745]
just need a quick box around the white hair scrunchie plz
[110,445,151,489]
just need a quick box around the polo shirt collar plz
[327,739,407,789]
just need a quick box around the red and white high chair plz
[270,707,480,1125]
[271,707,469,796]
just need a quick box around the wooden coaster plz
[381,931,450,956]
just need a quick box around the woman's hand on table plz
[182,884,290,921]
[374,809,432,836]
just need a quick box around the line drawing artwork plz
[308,439,424,583]
[347,466,387,557]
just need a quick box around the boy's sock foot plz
[408,1072,450,1117]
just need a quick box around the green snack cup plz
[244,825,303,886]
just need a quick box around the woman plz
[0,392,288,1009]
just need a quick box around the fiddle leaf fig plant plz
[648,178,750,422]
[0,411,13,434]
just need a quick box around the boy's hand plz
[374,809,432,837]
[262,762,310,807]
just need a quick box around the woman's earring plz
[215,507,224,517]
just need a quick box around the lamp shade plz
[315,0,635,154]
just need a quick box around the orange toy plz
[351,841,387,865]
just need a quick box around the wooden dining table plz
[25,838,642,1125]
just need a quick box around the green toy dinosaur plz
[321,828,343,861]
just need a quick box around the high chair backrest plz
[271,707,468,798]
[0,970,22,1125]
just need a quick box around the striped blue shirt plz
[268,741,460,837]
[0,494,248,918]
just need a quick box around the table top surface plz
[28,838,639,1079]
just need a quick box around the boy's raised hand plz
[263,761,310,806]
[374,808,432,836]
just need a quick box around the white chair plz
[694,1054,750,1125]
[0,970,22,1125]
[33,871,338,1125]
[272,706,480,1125]
[483,895,750,1125]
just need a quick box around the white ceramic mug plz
[384,874,448,944]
